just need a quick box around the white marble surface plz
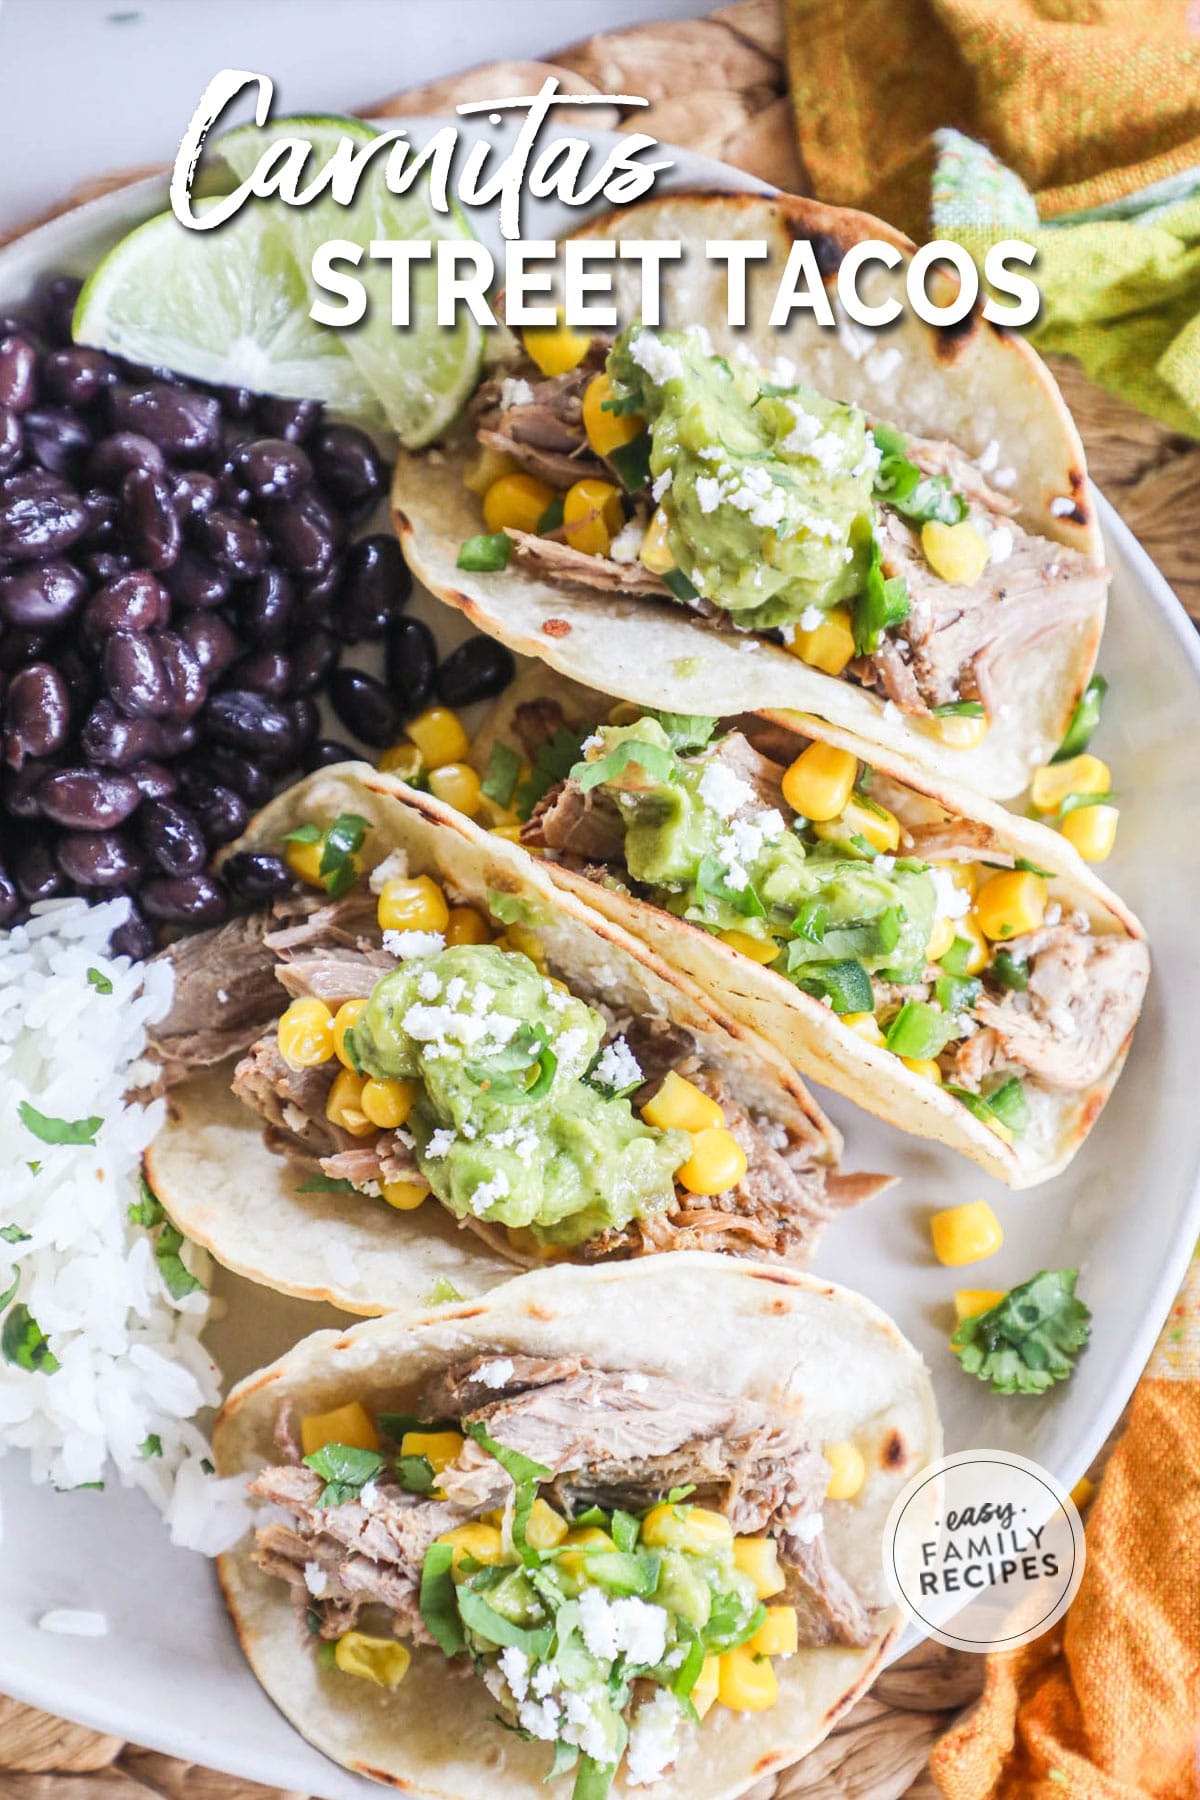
[0,0,711,236]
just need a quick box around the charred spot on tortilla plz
[880,1428,907,1469]
[542,618,572,637]
[932,310,979,361]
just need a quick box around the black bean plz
[162,548,230,610]
[57,828,144,889]
[54,645,98,716]
[177,611,241,680]
[0,470,89,560]
[337,533,411,641]
[104,630,172,718]
[23,406,92,479]
[0,625,47,672]
[42,347,118,410]
[170,469,220,522]
[80,485,119,547]
[4,663,70,764]
[264,489,339,574]
[188,743,273,806]
[110,901,156,961]
[138,797,206,875]
[213,384,256,420]
[257,396,321,442]
[288,625,338,695]
[189,781,248,846]
[385,614,436,714]
[107,383,222,459]
[312,423,385,509]
[4,758,56,818]
[0,860,17,925]
[291,559,342,631]
[0,336,37,412]
[217,462,252,512]
[129,759,177,800]
[437,634,516,708]
[221,849,292,902]
[38,766,142,829]
[84,571,169,642]
[204,687,295,756]
[14,837,62,904]
[140,872,227,924]
[156,630,207,718]
[226,646,291,696]
[82,549,131,586]
[231,436,313,502]
[328,667,402,747]
[34,275,83,346]
[0,406,22,477]
[121,466,181,570]
[196,506,269,577]
[304,736,360,772]
[87,430,165,490]
[286,694,319,749]
[0,558,88,628]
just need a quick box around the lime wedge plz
[74,200,380,422]
[216,114,487,445]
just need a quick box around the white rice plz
[0,898,247,1553]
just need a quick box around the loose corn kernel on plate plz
[0,121,1197,1800]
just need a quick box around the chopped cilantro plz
[419,1542,466,1655]
[571,738,678,794]
[481,741,521,809]
[872,428,968,526]
[695,853,767,920]
[297,1173,359,1195]
[128,1174,164,1228]
[991,949,1029,991]
[303,1441,386,1508]
[319,812,371,901]
[464,1420,551,1561]
[86,968,113,994]
[423,1277,465,1306]
[1053,674,1107,762]
[536,495,565,534]
[395,1453,437,1495]
[140,1434,163,1458]
[853,537,911,656]
[156,1223,203,1300]
[18,1102,102,1147]
[457,1587,554,1657]
[465,1023,557,1103]
[2,1304,59,1374]
[952,1269,1091,1394]
[0,1225,30,1245]
[647,713,718,752]
[517,725,588,822]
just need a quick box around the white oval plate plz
[1,124,1197,1798]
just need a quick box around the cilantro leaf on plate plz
[952,1269,1091,1395]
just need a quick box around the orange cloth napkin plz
[931,1257,1200,1800]
[783,0,1200,241]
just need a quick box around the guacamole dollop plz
[354,944,687,1246]
[606,325,876,631]
[581,719,936,983]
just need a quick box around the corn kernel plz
[301,1401,379,1457]
[522,315,590,377]
[930,712,990,750]
[1070,1476,1095,1511]
[931,1199,1004,1267]
[360,1077,416,1131]
[377,741,423,781]
[901,1056,943,1084]
[842,1010,887,1048]
[732,1536,785,1598]
[1061,803,1118,863]
[921,519,990,586]
[428,761,484,818]
[639,506,675,574]
[277,996,335,1070]
[642,1504,733,1553]
[582,373,644,456]
[717,929,781,965]
[973,870,1047,942]
[812,793,900,854]
[558,1525,616,1580]
[824,1441,865,1500]
[1030,753,1111,814]
[562,478,624,558]
[377,874,450,936]
[937,859,979,898]
[526,1499,569,1549]
[494,920,548,972]
[464,442,517,496]
[325,1066,375,1138]
[407,706,470,769]
[953,1288,1006,1324]
[300,1404,379,1461]
[951,913,990,975]
[786,603,856,676]
[641,1070,724,1134]
[490,824,524,843]
[332,998,368,1069]
[380,1179,429,1211]
[781,742,857,822]
[927,915,957,961]
[748,1606,799,1658]
[401,1429,466,1474]
[718,1643,779,1713]
[692,1655,721,1720]
[285,835,325,887]
[483,472,555,537]
[445,905,491,946]
[678,1126,748,1197]
[333,1631,410,1687]
[437,1522,506,1577]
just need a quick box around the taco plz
[145,765,891,1315]
[215,1253,940,1800]
[394,190,1107,803]
[471,665,1149,1189]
